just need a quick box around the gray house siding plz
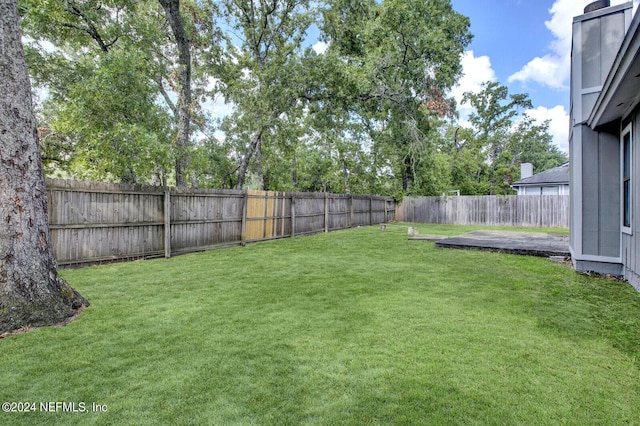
[569,3,631,276]
[580,126,620,258]
[581,11,626,96]
[622,109,640,290]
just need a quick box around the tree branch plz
[154,76,178,117]
[63,1,115,53]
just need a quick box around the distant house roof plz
[512,163,569,187]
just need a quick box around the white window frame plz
[622,122,633,235]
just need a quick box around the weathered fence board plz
[45,179,395,267]
[169,188,245,255]
[396,195,569,228]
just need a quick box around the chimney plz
[584,1,611,13]
[520,163,533,180]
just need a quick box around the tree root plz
[0,305,87,339]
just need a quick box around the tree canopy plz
[19,0,566,196]
[455,81,567,194]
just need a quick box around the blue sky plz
[449,0,639,153]
[451,0,566,106]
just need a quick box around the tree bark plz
[342,159,350,194]
[256,137,264,190]
[0,0,88,334]
[291,155,298,189]
[158,0,192,187]
[235,129,263,189]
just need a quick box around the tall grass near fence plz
[46,179,395,267]
[397,195,569,228]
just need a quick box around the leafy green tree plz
[461,82,527,194]
[41,49,173,183]
[510,115,568,172]
[19,0,477,196]
[440,125,490,195]
[319,0,471,195]
[302,97,376,193]
[213,0,315,189]
[491,116,567,194]
[18,0,133,52]
[189,135,237,188]
[20,1,168,183]
[20,0,219,185]
[458,82,567,194]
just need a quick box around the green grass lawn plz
[1,224,639,425]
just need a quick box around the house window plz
[622,123,632,233]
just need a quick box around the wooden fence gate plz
[244,190,290,242]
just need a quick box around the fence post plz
[241,191,248,246]
[262,191,269,239]
[324,192,329,233]
[350,195,354,228]
[539,195,543,228]
[369,195,373,225]
[384,197,388,223]
[164,189,171,258]
[290,194,296,237]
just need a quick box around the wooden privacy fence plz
[396,195,569,228]
[46,179,395,267]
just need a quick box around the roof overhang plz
[589,3,640,128]
[511,183,569,188]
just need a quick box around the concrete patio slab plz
[434,230,570,258]
[408,235,448,241]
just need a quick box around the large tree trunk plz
[0,0,88,334]
[159,0,192,187]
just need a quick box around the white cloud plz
[204,95,235,119]
[22,35,57,54]
[508,0,638,89]
[508,55,568,89]
[204,76,218,92]
[452,51,497,101]
[451,50,497,119]
[39,39,56,53]
[526,105,570,153]
[312,41,329,54]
